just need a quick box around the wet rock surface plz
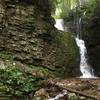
[36,78,100,100]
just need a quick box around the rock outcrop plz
[0,0,80,77]
[0,0,82,99]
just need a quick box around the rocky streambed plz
[34,78,100,100]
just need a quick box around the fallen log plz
[44,80,99,100]
[61,86,98,100]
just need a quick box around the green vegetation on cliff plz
[0,68,44,96]
[0,52,48,97]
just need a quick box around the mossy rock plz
[38,24,80,77]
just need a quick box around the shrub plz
[0,68,44,96]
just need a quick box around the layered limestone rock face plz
[0,0,80,77]
[0,0,80,99]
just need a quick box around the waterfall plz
[75,25,96,78]
[54,19,64,31]
[75,38,95,78]
[75,19,96,78]
[54,19,96,78]
[75,0,96,78]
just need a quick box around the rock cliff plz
[0,0,80,77]
[0,0,80,98]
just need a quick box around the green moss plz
[0,52,14,61]
[50,29,79,60]
[49,29,79,77]
[52,15,62,19]
[68,93,79,100]
[62,32,79,59]
[28,65,53,78]
[40,21,79,76]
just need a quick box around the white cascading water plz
[54,19,64,31]
[55,19,96,78]
[75,37,95,78]
[75,18,96,78]
[49,90,67,100]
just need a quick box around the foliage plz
[68,93,78,100]
[50,0,78,19]
[0,68,44,96]
[28,64,51,77]
[77,0,100,37]
[67,0,100,19]
[0,52,14,61]
[49,0,61,14]
[64,0,100,36]
[0,52,50,96]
